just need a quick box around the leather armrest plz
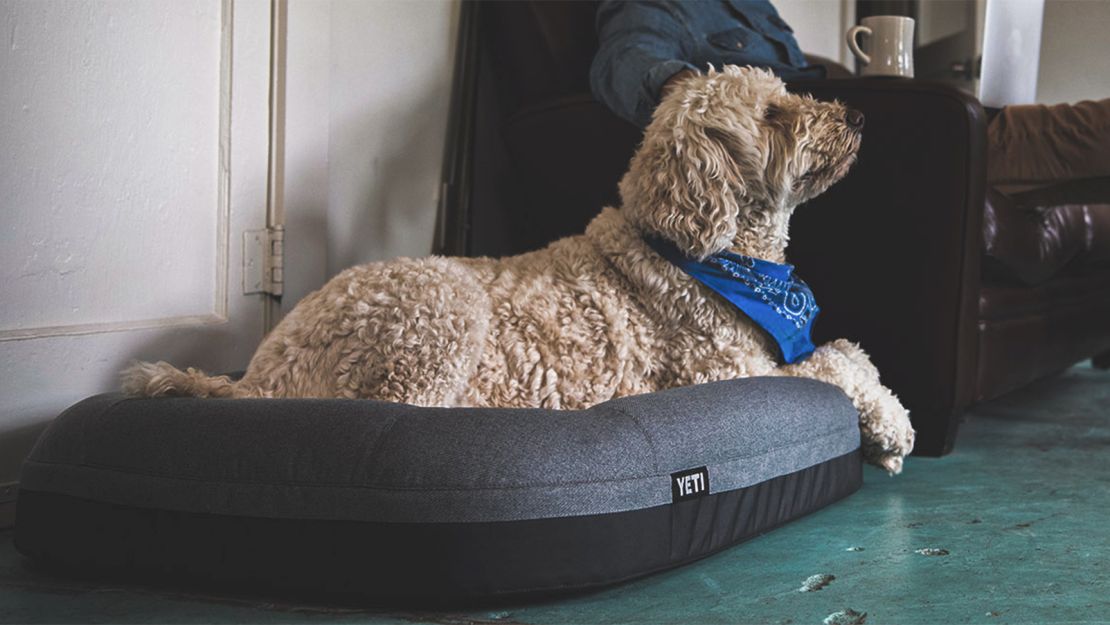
[785,79,988,454]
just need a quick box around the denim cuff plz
[637,59,700,126]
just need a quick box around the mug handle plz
[847,25,871,65]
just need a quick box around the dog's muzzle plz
[845,108,865,130]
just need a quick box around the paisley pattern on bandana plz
[647,237,819,364]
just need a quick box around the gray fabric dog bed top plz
[16,376,863,602]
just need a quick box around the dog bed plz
[15,376,862,602]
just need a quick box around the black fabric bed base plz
[15,449,860,604]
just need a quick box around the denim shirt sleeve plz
[591,1,824,128]
[590,1,700,127]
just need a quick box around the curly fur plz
[123,66,914,473]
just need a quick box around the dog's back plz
[123,223,661,407]
[460,230,659,409]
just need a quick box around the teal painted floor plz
[2,364,1109,624]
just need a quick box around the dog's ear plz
[618,81,747,260]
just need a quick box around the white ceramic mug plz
[847,16,915,77]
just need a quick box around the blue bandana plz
[646,238,819,364]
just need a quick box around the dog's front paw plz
[859,390,915,475]
[866,440,910,475]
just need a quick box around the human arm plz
[589,1,699,127]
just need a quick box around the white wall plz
[1036,0,1110,104]
[775,0,854,67]
[281,0,458,314]
[0,0,273,506]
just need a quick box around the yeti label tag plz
[671,466,710,502]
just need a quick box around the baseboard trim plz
[0,481,17,529]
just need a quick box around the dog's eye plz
[764,105,782,120]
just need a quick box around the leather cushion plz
[982,184,1110,286]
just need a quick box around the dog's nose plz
[845,108,865,129]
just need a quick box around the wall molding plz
[215,0,234,322]
[0,0,235,344]
[0,314,228,343]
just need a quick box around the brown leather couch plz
[436,1,1110,455]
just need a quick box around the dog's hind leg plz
[123,257,493,403]
[316,257,493,406]
[776,338,915,474]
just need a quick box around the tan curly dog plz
[125,66,915,473]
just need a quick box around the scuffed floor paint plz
[798,573,835,592]
[823,608,868,625]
